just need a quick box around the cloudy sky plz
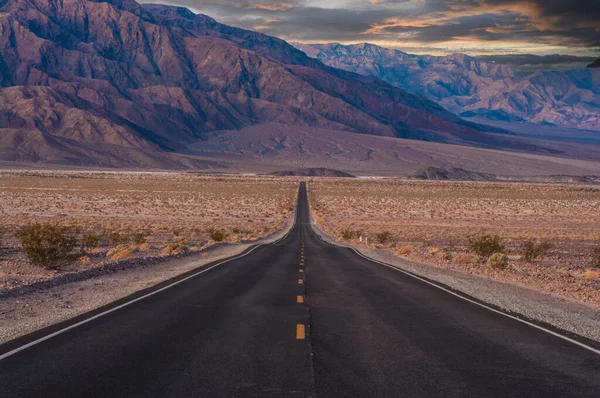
[143,0,599,71]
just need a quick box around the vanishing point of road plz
[1,182,599,397]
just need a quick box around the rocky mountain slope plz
[295,43,600,131]
[0,0,505,168]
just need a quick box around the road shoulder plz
[309,210,600,343]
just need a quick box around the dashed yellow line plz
[298,279,304,285]
[299,269,304,273]
[296,324,306,340]
[297,295,304,303]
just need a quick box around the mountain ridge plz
[0,0,597,173]
[0,0,493,158]
[294,42,600,131]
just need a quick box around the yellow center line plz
[297,295,304,303]
[299,269,304,273]
[296,324,306,340]
[298,279,304,285]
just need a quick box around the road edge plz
[305,186,600,353]
[0,184,301,359]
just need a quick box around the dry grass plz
[0,170,297,290]
[309,178,600,307]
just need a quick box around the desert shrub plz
[82,232,100,250]
[15,223,80,269]
[133,232,147,245]
[520,240,553,262]
[172,228,183,237]
[457,253,475,264]
[162,238,189,256]
[109,231,129,246]
[397,245,412,255]
[592,247,600,269]
[467,232,504,257]
[584,270,599,279]
[207,228,228,242]
[488,253,508,269]
[107,244,133,261]
[339,228,354,240]
[375,231,392,244]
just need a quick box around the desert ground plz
[0,171,297,291]
[309,178,600,307]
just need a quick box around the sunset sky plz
[144,0,600,71]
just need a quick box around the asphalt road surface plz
[1,182,599,397]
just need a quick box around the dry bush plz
[467,232,504,258]
[82,232,101,250]
[207,228,228,242]
[397,245,412,255]
[521,240,553,262]
[107,244,133,261]
[109,231,129,246]
[457,253,475,264]
[162,237,189,256]
[584,270,599,279]
[133,232,147,245]
[339,228,354,240]
[375,231,392,244]
[15,223,80,270]
[488,253,508,269]
[592,247,600,269]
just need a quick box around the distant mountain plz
[294,43,600,131]
[0,0,503,168]
[413,167,497,181]
[267,168,355,178]
[590,59,600,68]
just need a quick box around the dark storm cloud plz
[142,0,600,68]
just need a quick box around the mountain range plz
[0,0,599,175]
[0,0,510,168]
[294,43,600,131]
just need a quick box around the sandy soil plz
[0,170,297,291]
[308,178,600,309]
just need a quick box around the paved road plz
[1,182,599,397]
